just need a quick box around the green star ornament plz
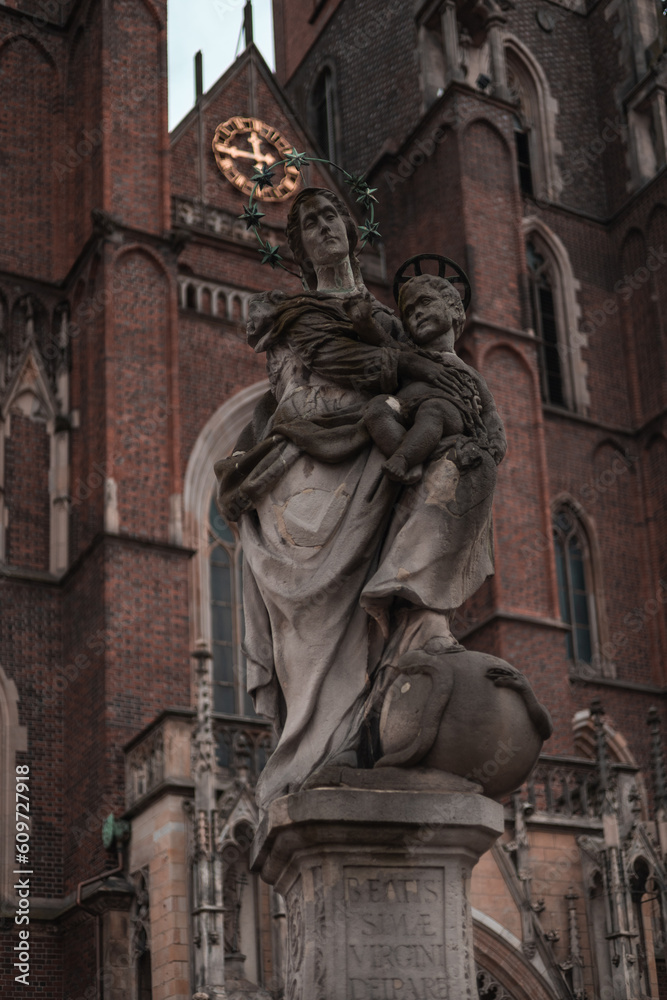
[359,219,382,246]
[284,148,309,171]
[238,204,265,229]
[258,239,283,268]
[251,165,275,189]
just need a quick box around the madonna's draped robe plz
[215,291,498,809]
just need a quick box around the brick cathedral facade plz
[0,0,666,997]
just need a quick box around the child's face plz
[401,284,454,346]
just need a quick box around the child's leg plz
[383,399,448,482]
[363,395,407,458]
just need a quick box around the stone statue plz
[216,187,551,812]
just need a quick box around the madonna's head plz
[286,187,361,290]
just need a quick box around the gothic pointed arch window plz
[208,492,255,718]
[524,220,589,413]
[505,39,562,203]
[526,239,566,407]
[309,65,338,161]
[553,505,598,666]
[513,113,534,197]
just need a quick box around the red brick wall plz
[106,0,167,233]
[5,413,50,572]
[0,35,59,282]
[272,0,345,83]
[107,250,172,539]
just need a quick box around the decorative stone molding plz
[183,382,269,655]
[125,711,194,810]
[505,37,563,203]
[0,341,70,574]
[522,216,589,414]
[173,197,262,246]
[177,275,254,324]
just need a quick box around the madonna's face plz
[298,194,350,268]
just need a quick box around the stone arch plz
[551,492,609,674]
[481,339,534,380]
[572,710,638,765]
[216,785,269,985]
[0,32,58,74]
[184,282,196,309]
[215,291,228,318]
[461,115,513,160]
[504,35,562,202]
[113,242,173,287]
[307,60,340,161]
[231,295,244,322]
[0,324,69,573]
[0,664,28,904]
[473,912,559,1000]
[523,216,588,413]
[481,340,542,420]
[462,121,522,328]
[183,382,270,654]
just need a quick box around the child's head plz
[398,275,465,348]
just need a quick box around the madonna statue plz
[215,187,550,811]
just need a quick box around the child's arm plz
[467,367,506,464]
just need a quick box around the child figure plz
[362,275,506,483]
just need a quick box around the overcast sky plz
[167,0,276,131]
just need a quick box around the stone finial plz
[647,706,667,814]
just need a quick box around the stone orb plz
[377,648,547,799]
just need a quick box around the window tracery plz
[553,505,598,666]
[526,240,564,407]
[523,222,589,414]
[504,40,562,203]
[208,493,255,718]
[310,65,338,161]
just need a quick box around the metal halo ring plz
[393,254,472,311]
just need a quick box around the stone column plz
[440,0,463,84]
[251,787,503,1000]
[486,13,510,102]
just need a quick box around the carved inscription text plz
[344,867,447,1000]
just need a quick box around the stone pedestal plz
[251,787,504,1000]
